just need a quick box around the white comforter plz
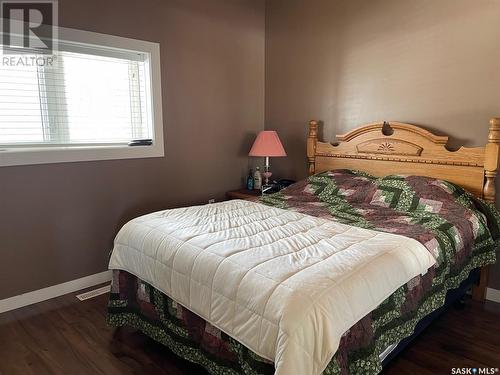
[109,200,436,375]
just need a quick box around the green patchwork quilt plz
[108,170,500,374]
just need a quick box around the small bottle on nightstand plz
[254,167,262,190]
[246,169,254,190]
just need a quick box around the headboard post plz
[307,120,318,176]
[483,117,500,202]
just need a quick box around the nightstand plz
[226,189,261,200]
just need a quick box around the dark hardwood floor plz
[0,285,499,375]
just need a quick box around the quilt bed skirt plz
[107,249,493,375]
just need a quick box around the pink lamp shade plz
[248,131,287,157]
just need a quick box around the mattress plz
[108,199,436,375]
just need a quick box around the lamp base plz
[262,171,272,186]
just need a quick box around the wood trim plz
[307,118,500,302]
[314,152,484,167]
[473,119,500,300]
[337,122,449,144]
[226,189,261,200]
[307,120,318,176]
[483,118,500,202]
[473,266,490,301]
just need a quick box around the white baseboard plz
[486,288,500,303]
[0,270,112,314]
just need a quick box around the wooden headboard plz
[306,118,500,301]
[307,118,500,202]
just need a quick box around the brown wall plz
[265,0,500,288]
[0,0,265,299]
[3,0,500,300]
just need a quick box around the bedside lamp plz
[249,130,287,189]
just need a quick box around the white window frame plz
[0,26,164,167]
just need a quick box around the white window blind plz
[0,44,152,147]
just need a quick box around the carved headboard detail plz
[307,119,500,202]
[356,138,423,156]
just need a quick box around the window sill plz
[0,143,164,167]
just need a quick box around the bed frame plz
[307,117,500,301]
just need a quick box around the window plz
[0,27,163,166]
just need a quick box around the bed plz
[107,118,500,374]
